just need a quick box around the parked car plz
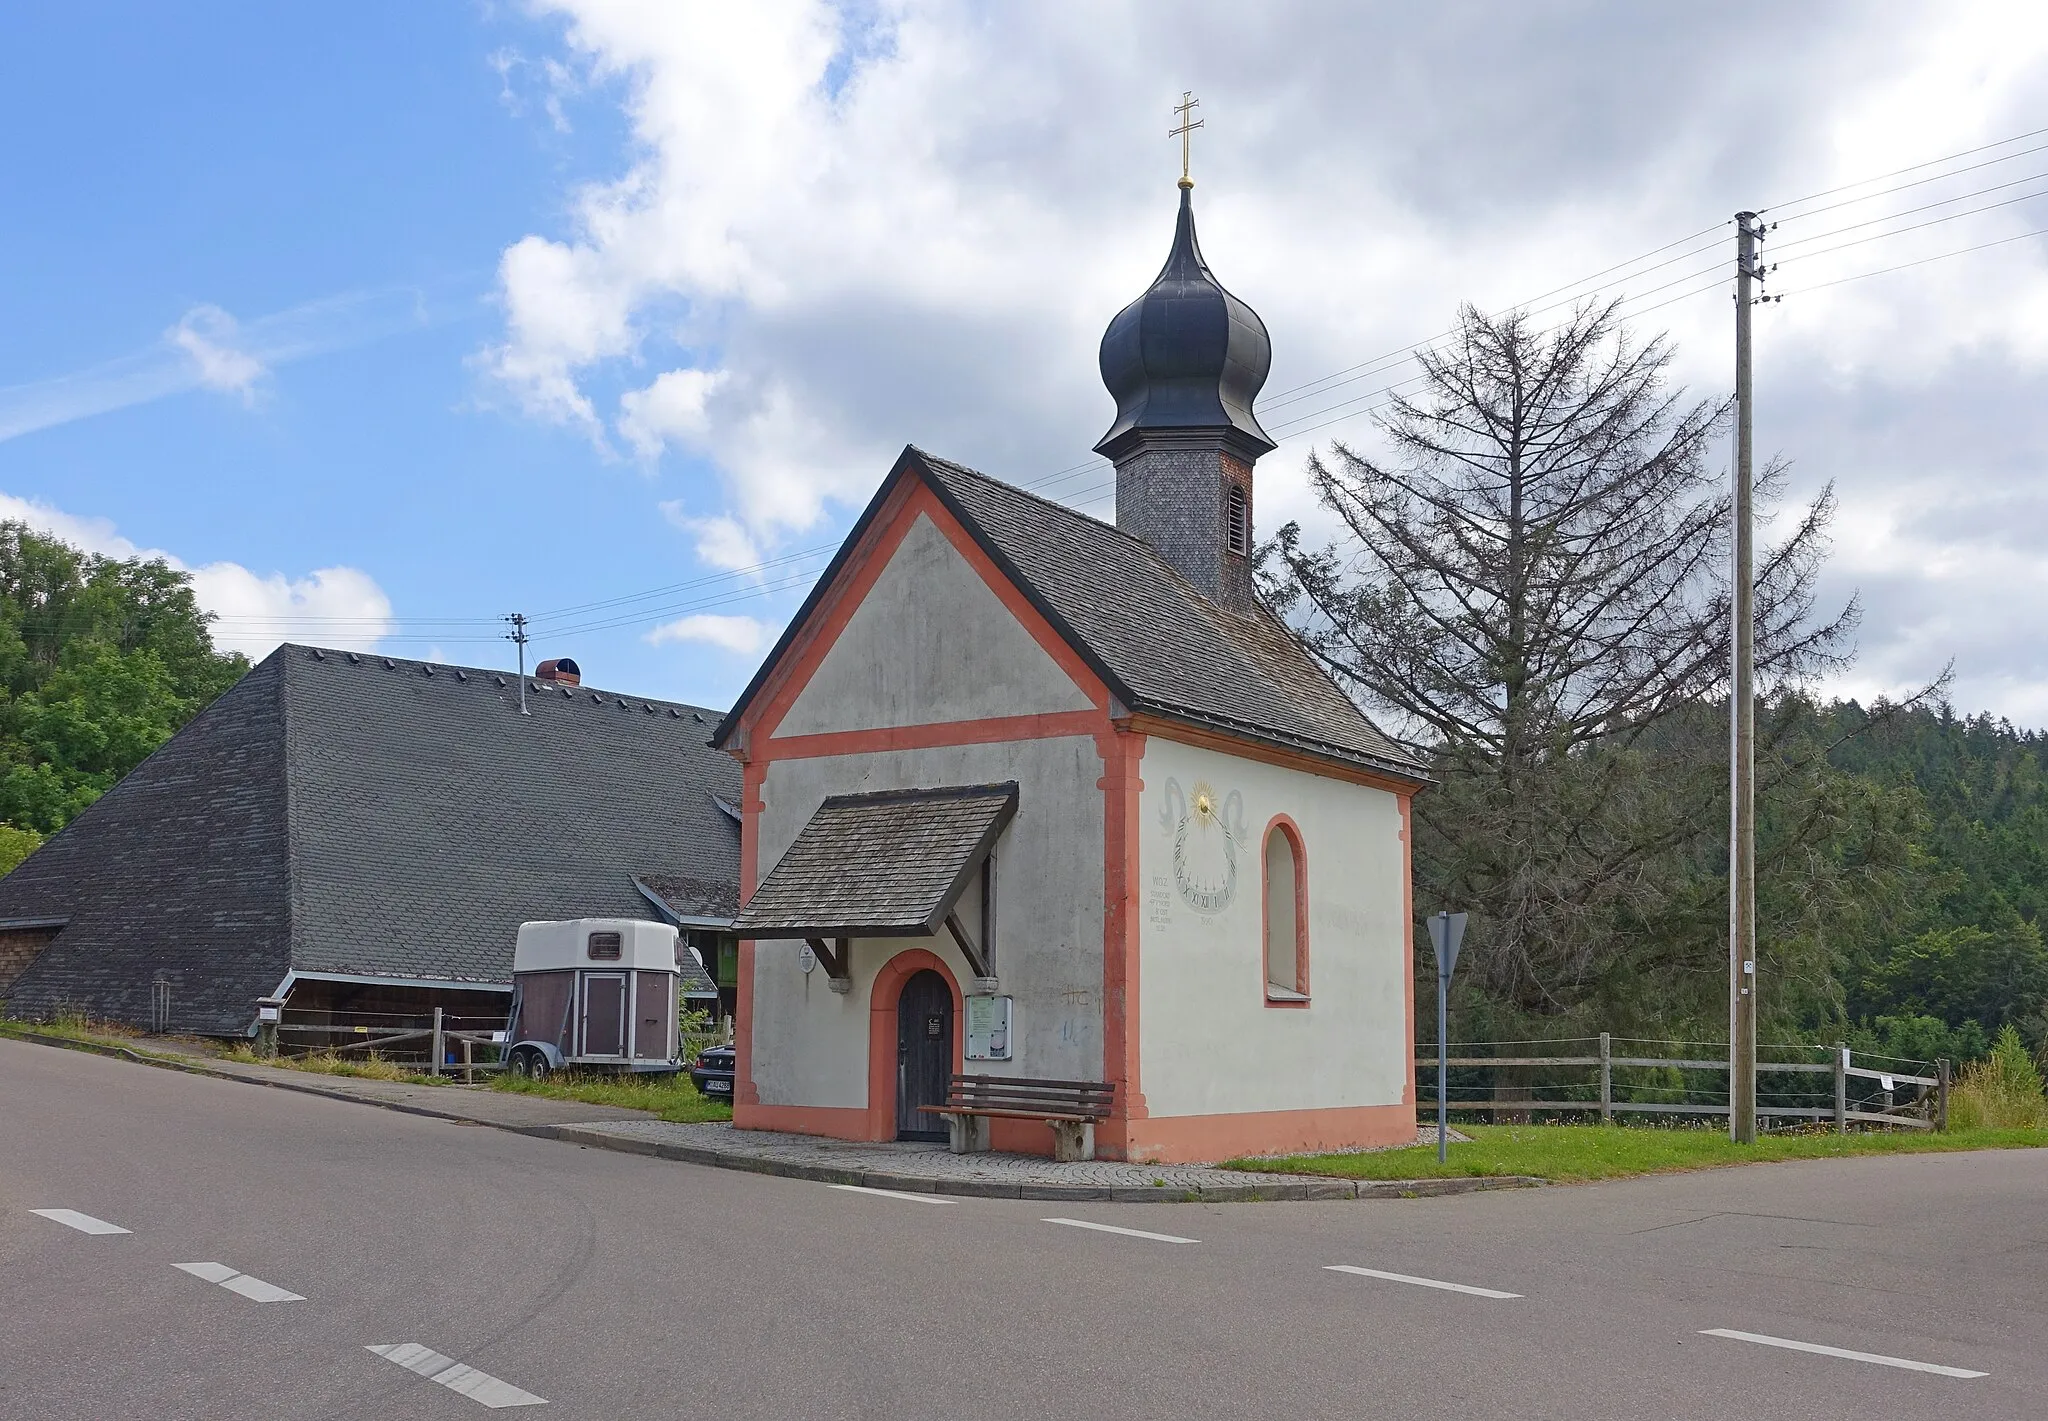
[691,1044,736,1098]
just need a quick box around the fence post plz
[431,1007,444,1078]
[461,1034,474,1085]
[1936,1058,1950,1132]
[1599,1032,1612,1124]
[1833,1041,1847,1133]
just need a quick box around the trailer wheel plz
[509,1045,552,1081]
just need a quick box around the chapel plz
[712,172,1428,1164]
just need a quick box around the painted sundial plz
[1161,777,1245,913]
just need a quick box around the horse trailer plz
[503,918,683,1077]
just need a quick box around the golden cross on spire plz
[1170,90,1203,189]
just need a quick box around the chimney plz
[535,657,582,686]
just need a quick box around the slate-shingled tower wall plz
[1095,181,1276,615]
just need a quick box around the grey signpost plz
[1428,911,1467,1164]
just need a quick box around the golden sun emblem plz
[1162,778,1243,914]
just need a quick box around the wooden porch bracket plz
[805,937,852,987]
[943,911,990,980]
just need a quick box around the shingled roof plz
[715,446,1424,781]
[735,783,1017,938]
[0,645,739,1034]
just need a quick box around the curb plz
[1,1028,1545,1203]
[537,1124,1544,1202]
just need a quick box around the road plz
[3,1035,2044,1419]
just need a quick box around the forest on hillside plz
[0,523,246,871]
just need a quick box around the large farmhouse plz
[0,646,740,1036]
[715,184,1428,1164]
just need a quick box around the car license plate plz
[706,1079,731,1093]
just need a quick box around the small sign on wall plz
[965,994,1012,1060]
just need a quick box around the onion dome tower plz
[1095,159,1275,614]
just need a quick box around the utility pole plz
[505,612,530,716]
[1729,213,1762,1144]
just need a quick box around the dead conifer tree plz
[1268,299,1857,1024]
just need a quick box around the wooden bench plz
[920,1074,1115,1161]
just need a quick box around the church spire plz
[1094,109,1274,614]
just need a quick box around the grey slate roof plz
[735,783,1017,938]
[636,872,740,924]
[0,654,291,1032]
[0,645,739,1034]
[714,446,1423,781]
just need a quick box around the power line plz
[1770,142,2048,225]
[528,542,837,621]
[1773,222,2048,298]
[1761,123,2048,216]
[537,567,829,640]
[1255,227,1732,418]
[1771,180,2048,260]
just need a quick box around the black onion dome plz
[1094,186,1275,461]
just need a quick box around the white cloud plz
[658,500,761,571]
[0,491,394,658]
[481,234,636,432]
[187,564,395,658]
[620,367,726,459]
[489,46,580,132]
[167,304,267,400]
[0,287,431,445]
[645,612,777,655]
[490,1,2048,721]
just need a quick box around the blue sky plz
[0,3,753,703]
[6,4,2048,721]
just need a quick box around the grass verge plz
[216,1045,446,1085]
[1226,1121,2048,1183]
[0,1014,201,1065]
[0,1015,140,1046]
[490,1070,734,1123]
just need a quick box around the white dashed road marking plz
[1325,1264,1520,1299]
[1042,1217,1198,1244]
[174,1261,304,1302]
[30,1209,130,1235]
[827,1184,955,1204]
[1700,1329,1986,1379]
[367,1344,548,1408]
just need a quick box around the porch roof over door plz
[734,782,1017,938]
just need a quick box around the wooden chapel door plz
[896,969,952,1141]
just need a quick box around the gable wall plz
[776,512,1096,737]
[733,477,1123,1139]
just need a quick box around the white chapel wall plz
[775,513,1096,738]
[1136,736,1409,1118]
[749,735,1109,1109]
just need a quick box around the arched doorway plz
[896,969,953,1140]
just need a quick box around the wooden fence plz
[1416,1033,1949,1131]
[271,1007,506,1082]
[270,1008,720,1081]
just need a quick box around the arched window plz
[1263,820,1308,1003]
